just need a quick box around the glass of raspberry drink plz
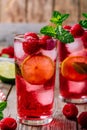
[40,11,87,104]
[58,24,87,103]
[14,32,57,125]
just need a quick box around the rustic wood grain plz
[23,0,53,23]
[0,0,1,22]
[80,0,87,19]
[0,0,87,23]
[1,0,26,22]
[53,0,79,25]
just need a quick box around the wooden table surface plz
[0,78,87,130]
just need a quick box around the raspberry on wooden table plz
[0,117,17,130]
[62,103,78,119]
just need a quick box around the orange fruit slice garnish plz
[21,55,55,84]
[61,56,87,81]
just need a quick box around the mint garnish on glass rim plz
[40,11,74,43]
[79,13,87,28]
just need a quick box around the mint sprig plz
[40,11,74,43]
[0,101,7,120]
[50,11,69,25]
[40,26,56,37]
[55,26,74,43]
[82,13,87,18]
[79,13,87,28]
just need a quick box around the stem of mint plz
[40,11,74,43]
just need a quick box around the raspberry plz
[23,39,40,54]
[78,112,87,128]
[39,35,55,50]
[0,117,17,130]
[70,24,84,38]
[1,46,14,58]
[24,32,39,40]
[62,103,78,119]
[39,35,52,44]
[23,32,40,54]
[63,25,71,31]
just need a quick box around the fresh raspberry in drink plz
[39,35,56,50]
[0,117,17,130]
[40,35,52,44]
[23,32,40,54]
[24,32,39,40]
[78,112,87,128]
[62,103,78,119]
[63,25,71,31]
[39,35,51,47]
[70,24,84,38]
[23,39,40,54]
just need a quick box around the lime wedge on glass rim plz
[0,58,15,84]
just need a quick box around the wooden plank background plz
[0,0,87,24]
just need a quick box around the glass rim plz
[14,33,57,42]
[14,34,25,42]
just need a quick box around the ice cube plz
[41,48,57,61]
[14,41,25,59]
[66,38,84,53]
[68,81,86,93]
[37,89,53,105]
[70,49,87,57]
[26,82,43,91]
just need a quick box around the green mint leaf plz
[60,14,69,23]
[0,111,3,120]
[40,11,73,43]
[55,26,74,43]
[50,11,69,25]
[0,101,7,111]
[73,62,87,74]
[82,13,87,18]
[50,11,61,24]
[40,26,56,37]
[79,20,87,28]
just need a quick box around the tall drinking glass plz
[58,24,87,104]
[14,33,57,125]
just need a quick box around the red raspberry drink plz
[14,33,57,125]
[58,24,87,103]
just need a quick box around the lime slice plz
[0,61,15,84]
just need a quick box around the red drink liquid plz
[58,25,87,104]
[14,34,57,125]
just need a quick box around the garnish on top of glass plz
[40,11,87,43]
